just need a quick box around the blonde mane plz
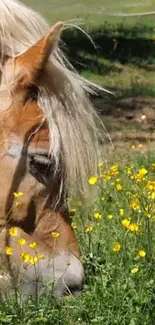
[0,0,107,198]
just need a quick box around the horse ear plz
[12,21,64,89]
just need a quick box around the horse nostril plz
[65,281,85,298]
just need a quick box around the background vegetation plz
[23,0,155,97]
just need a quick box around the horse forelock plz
[0,0,108,198]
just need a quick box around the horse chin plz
[0,252,84,301]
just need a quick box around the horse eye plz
[30,154,50,166]
[28,153,53,185]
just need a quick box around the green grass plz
[21,0,155,98]
[22,0,155,30]
[81,58,155,97]
[2,148,155,324]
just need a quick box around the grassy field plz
[81,58,155,97]
[1,147,155,324]
[21,0,155,97]
[23,0,155,29]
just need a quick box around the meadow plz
[1,146,155,324]
[22,0,155,98]
[23,0,155,29]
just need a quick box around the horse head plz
[0,22,85,299]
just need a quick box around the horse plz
[0,0,104,300]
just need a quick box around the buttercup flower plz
[146,180,155,191]
[107,214,113,220]
[13,192,23,199]
[29,256,39,265]
[88,176,97,185]
[126,167,132,175]
[39,254,45,259]
[116,184,122,191]
[18,238,26,246]
[29,242,38,249]
[5,247,13,255]
[128,223,139,232]
[71,222,77,229]
[98,162,104,168]
[85,226,93,233]
[21,252,30,263]
[8,227,18,236]
[138,250,146,257]
[112,242,121,252]
[121,219,130,228]
[130,199,140,210]
[108,164,119,177]
[70,208,76,214]
[134,167,148,181]
[131,267,139,274]
[94,212,102,219]
[15,202,21,207]
[150,192,155,200]
[51,232,60,238]
[120,209,124,216]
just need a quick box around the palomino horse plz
[0,0,103,299]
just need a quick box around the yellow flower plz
[98,162,104,168]
[39,254,45,259]
[121,219,130,228]
[70,208,76,215]
[88,176,97,185]
[18,238,26,246]
[131,145,135,149]
[131,267,139,274]
[108,164,119,177]
[116,184,122,191]
[112,242,121,252]
[130,199,140,210]
[5,247,13,255]
[29,242,37,249]
[134,167,148,181]
[94,212,102,219]
[152,163,155,169]
[13,192,23,199]
[150,192,155,200]
[21,252,30,263]
[71,222,77,229]
[8,227,18,236]
[29,256,39,265]
[107,214,113,220]
[51,232,60,238]
[138,250,146,257]
[146,180,155,191]
[15,202,21,207]
[138,144,143,148]
[101,197,105,201]
[128,223,139,232]
[126,167,132,175]
[120,209,124,216]
[85,226,93,233]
